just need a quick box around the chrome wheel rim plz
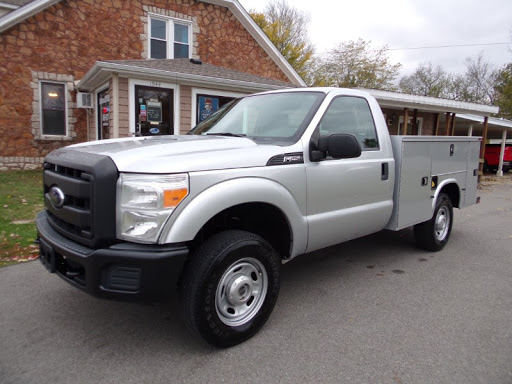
[434,206,450,241]
[216,257,268,327]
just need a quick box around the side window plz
[40,82,66,136]
[318,96,379,150]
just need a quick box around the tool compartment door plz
[393,140,433,229]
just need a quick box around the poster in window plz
[198,96,219,123]
[147,101,162,122]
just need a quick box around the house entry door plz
[134,85,174,136]
[97,89,110,140]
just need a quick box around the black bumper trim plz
[36,211,188,302]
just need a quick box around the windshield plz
[189,92,325,144]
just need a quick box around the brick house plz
[0,0,305,170]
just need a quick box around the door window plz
[318,96,379,150]
[97,89,110,140]
[134,86,173,136]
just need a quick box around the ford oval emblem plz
[149,127,160,134]
[49,186,65,209]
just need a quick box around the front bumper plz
[36,211,188,302]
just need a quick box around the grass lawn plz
[0,170,43,267]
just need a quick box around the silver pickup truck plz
[37,88,480,347]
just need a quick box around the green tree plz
[399,62,450,98]
[495,63,512,119]
[250,0,314,80]
[460,53,499,104]
[313,39,401,90]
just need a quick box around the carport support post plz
[450,113,456,135]
[412,109,418,135]
[445,112,451,135]
[434,113,440,136]
[478,116,489,180]
[497,128,507,176]
[402,108,409,135]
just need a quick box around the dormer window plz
[149,16,191,59]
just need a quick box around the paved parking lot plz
[1,176,511,384]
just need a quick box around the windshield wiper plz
[206,133,247,137]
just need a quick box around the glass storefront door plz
[135,85,173,136]
[97,89,110,140]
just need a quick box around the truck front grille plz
[44,163,93,240]
[43,150,118,248]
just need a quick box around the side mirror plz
[310,134,362,161]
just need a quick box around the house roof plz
[0,0,306,86]
[77,58,297,92]
[365,89,499,117]
[456,114,512,129]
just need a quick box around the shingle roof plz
[102,58,296,88]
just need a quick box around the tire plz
[180,230,280,347]
[483,161,489,173]
[414,193,453,252]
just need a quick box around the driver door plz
[305,96,393,252]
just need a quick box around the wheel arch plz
[160,177,308,259]
[433,179,461,209]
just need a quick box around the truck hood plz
[67,135,289,173]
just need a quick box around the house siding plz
[0,0,291,169]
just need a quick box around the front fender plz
[159,177,308,258]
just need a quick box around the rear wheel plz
[414,193,453,252]
[180,230,280,347]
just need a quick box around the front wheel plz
[180,230,280,347]
[414,193,453,252]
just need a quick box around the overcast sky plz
[238,0,512,77]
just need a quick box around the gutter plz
[77,61,294,93]
[0,2,19,10]
[0,0,60,33]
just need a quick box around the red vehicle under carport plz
[484,145,512,173]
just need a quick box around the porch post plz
[468,124,473,136]
[402,108,409,135]
[478,116,489,180]
[450,113,456,135]
[445,112,451,135]
[434,113,440,136]
[112,73,119,139]
[497,128,507,176]
[412,109,418,135]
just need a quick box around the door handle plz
[381,163,389,181]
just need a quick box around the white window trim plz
[39,81,68,138]
[398,116,424,135]
[128,79,180,135]
[191,88,246,129]
[94,82,109,141]
[148,14,193,59]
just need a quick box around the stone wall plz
[0,156,45,171]
[0,0,293,170]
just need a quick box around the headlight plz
[117,173,189,243]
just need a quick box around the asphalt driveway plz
[1,176,511,384]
